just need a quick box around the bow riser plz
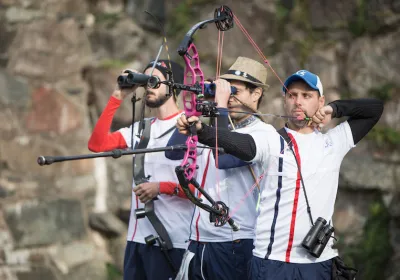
[182,43,204,118]
[180,133,198,181]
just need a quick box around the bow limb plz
[175,164,240,232]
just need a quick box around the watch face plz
[173,185,179,196]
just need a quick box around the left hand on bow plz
[176,114,203,136]
[133,182,160,203]
[308,105,333,131]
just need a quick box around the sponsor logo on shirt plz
[324,139,333,148]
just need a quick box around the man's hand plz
[112,69,140,100]
[214,79,232,108]
[133,182,160,204]
[176,114,202,135]
[308,105,333,130]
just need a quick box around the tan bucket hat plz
[219,57,269,90]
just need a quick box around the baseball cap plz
[143,59,184,95]
[283,70,323,96]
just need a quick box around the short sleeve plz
[326,121,355,157]
[118,121,140,148]
[250,129,274,164]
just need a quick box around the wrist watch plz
[173,184,179,196]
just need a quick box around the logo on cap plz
[296,70,307,76]
[150,61,168,68]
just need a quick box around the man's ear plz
[252,87,262,104]
[319,95,325,108]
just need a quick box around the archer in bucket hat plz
[215,56,269,123]
[173,56,276,280]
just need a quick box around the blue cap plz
[282,70,323,96]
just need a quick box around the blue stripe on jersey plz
[265,136,285,259]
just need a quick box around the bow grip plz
[188,121,198,136]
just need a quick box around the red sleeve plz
[88,96,128,152]
[159,182,197,200]
[160,150,212,200]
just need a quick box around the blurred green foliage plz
[95,12,121,28]
[348,0,387,36]
[367,125,400,148]
[167,0,216,37]
[100,59,128,69]
[349,0,368,36]
[340,199,392,280]
[368,83,396,103]
[107,263,122,280]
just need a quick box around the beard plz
[229,111,247,122]
[145,90,170,108]
[288,118,308,128]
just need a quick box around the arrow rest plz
[196,100,219,117]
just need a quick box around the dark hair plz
[243,81,264,109]
[144,60,184,98]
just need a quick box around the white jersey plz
[119,113,194,249]
[251,121,355,263]
[190,119,276,242]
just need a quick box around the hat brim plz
[283,75,321,95]
[219,74,270,90]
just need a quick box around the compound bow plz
[173,5,240,232]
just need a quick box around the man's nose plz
[294,96,303,106]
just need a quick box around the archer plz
[88,59,192,280]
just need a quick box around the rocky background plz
[0,0,399,279]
